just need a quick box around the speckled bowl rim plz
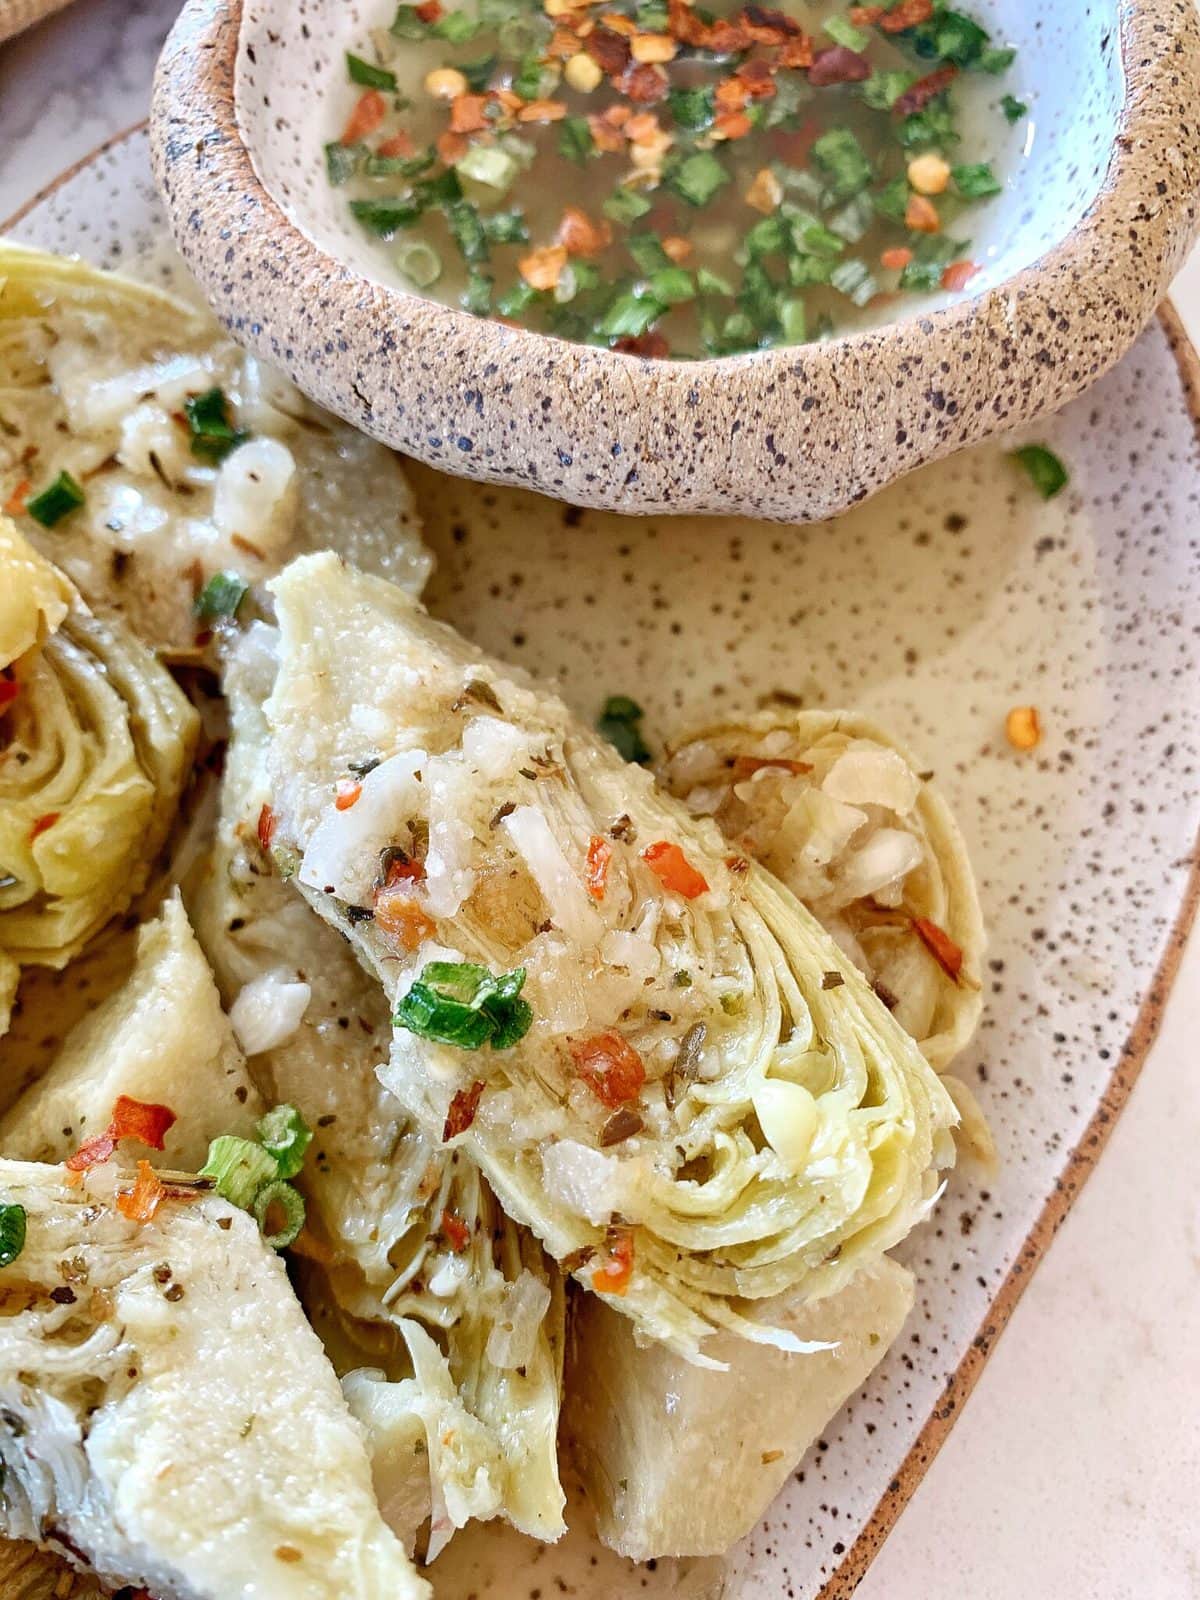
[147,0,1200,519]
[5,121,1200,1595]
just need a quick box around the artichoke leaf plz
[260,555,958,1364]
[187,625,565,1547]
[0,1158,428,1599]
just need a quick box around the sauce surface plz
[328,0,1024,356]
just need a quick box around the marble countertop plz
[1,2,1198,1594]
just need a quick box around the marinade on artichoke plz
[189,626,565,1551]
[0,1158,428,1600]
[259,554,958,1364]
[0,520,196,1010]
[0,244,430,654]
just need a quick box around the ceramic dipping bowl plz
[151,0,1200,521]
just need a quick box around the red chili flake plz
[257,803,276,851]
[335,778,363,811]
[715,109,753,140]
[618,61,669,102]
[715,75,749,113]
[880,245,914,270]
[450,94,490,134]
[415,0,443,19]
[614,331,671,357]
[374,889,436,950]
[893,64,958,117]
[116,1161,167,1226]
[570,1033,646,1108]
[905,192,941,233]
[0,677,19,712]
[441,1208,471,1253]
[591,1228,634,1295]
[377,130,415,158]
[849,3,884,21]
[30,812,59,841]
[111,1096,178,1151]
[641,840,710,899]
[341,90,388,146]
[734,57,778,99]
[941,259,980,292]
[742,3,803,38]
[777,32,815,67]
[586,25,633,75]
[585,834,613,900]
[725,854,750,875]
[912,915,965,981]
[807,45,871,86]
[64,1131,117,1175]
[878,0,934,30]
[2,478,31,517]
[443,1080,486,1142]
[557,207,613,259]
[730,755,813,780]
[384,852,426,886]
[437,130,470,164]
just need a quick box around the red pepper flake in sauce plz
[585,834,613,900]
[443,1080,486,1142]
[2,479,30,517]
[912,916,965,981]
[941,259,981,291]
[334,778,363,811]
[613,331,671,357]
[30,812,60,841]
[893,64,959,117]
[377,130,415,158]
[257,803,276,851]
[440,1208,471,1252]
[374,889,436,950]
[591,1227,634,1295]
[641,840,709,899]
[880,245,914,270]
[116,1161,167,1225]
[557,207,614,258]
[904,193,941,233]
[725,854,750,875]
[341,90,387,146]
[570,1032,646,1107]
[65,1096,177,1175]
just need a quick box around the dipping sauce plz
[328,0,1023,357]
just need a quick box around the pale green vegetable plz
[565,1256,914,1558]
[0,1159,428,1599]
[187,625,565,1548]
[0,520,197,981]
[0,895,262,1167]
[261,555,958,1365]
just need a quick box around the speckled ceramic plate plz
[6,129,1200,1600]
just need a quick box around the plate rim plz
[5,122,1199,1599]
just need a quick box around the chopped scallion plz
[1011,444,1068,500]
[253,1180,306,1250]
[185,387,249,464]
[603,187,653,225]
[597,695,651,764]
[811,128,872,201]
[668,151,730,208]
[257,1105,313,1180]
[1001,93,1028,123]
[396,241,442,287]
[346,51,397,90]
[0,1203,26,1269]
[351,196,422,236]
[823,14,870,51]
[26,471,85,528]
[394,961,533,1050]
[325,140,363,187]
[558,116,595,164]
[597,290,665,340]
[457,144,519,192]
[199,1136,279,1210]
[193,571,249,621]
[952,162,1002,198]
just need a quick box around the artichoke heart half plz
[188,625,565,1551]
[0,1159,428,1600]
[261,555,958,1364]
[0,519,196,992]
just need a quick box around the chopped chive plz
[668,152,730,208]
[460,53,498,90]
[597,695,651,763]
[667,85,715,131]
[325,140,363,186]
[1001,93,1028,122]
[697,266,734,297]
[648,267,696,305]
[496,280,539,317]
[433,7,481,39]
[363,149,436,179]
[193,571,249,621]
[603,187,653,225]
[558,116,595,164]
[253,1180,306,1250]
[464,271,494,315]
[1011,444,1068,500]
[786,209,845,259]
[482,208,529,244]
[823,14,870,52]
[908,8,990,66]
[899,100,960,151]
[873,175,911,223]
[597,290,665,340]
[394,961,533,1050]
[257,1105,313,1180]
[185,387,248,463]
[898,233,970,291]
[811,129,872,201]
[636,0,669,30]
[778,298,807,343]
[745,215,788,258]
[446,200,490,264]
[859,69,916,110]
[199,1136,279,1210]
[952,162,1002,198]
[26,471,85,528]
[827,193,875,244]
[390,3,431,38]
[352,196,421,236]
[627,232,672,276]
[396,240,442,287]
[0,1204,26,1269]
[978,44,1016,74]
[346,51,397,90]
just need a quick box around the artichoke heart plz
[0,1159,428,1599]
[0,519,196,983]
[261,555,958,1364]
[188,625,565,1550]
[660,709,985,1072]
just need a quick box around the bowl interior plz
[236,0,1125,333]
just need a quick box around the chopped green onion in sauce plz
[0,1203,26,1269]
[597,695,651,764]
[26,471,85,528]
[328,0,1020,355]
[394,960,533,1050]
[252,1180,307,1250]
[257,1104,313,1180]
[199,1136,280,1211]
